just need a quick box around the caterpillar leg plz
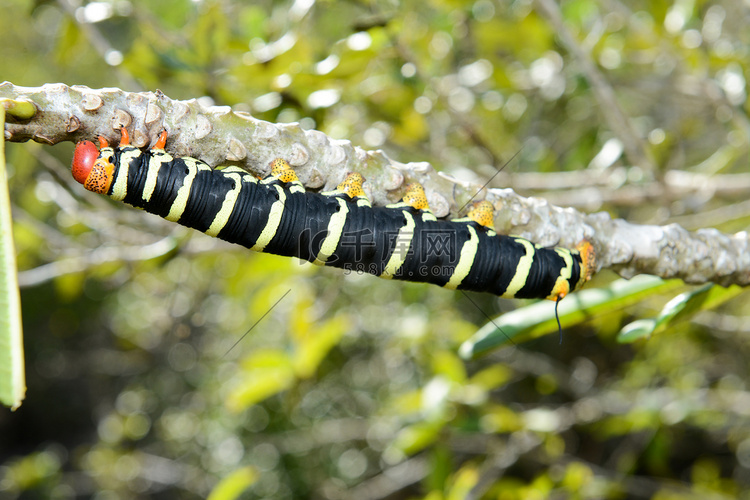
[153,130,168,150]
[119,127,130,146]
[269,158,300,184]
[465,201,495,229]
[402,183,430,210]
[336,172,366,199]
[548,278,573,302]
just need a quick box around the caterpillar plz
[71,128,595,301]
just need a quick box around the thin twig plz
[534,0,656,172]
[17,237,178,287]
[56,0,143,92]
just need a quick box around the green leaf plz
[226,349,296,412]
[617,283,746,343]
[430,350,467,383]
[459,275,683,359]
[387,420,444,457]
[225,364,296,413]
[207,466,258,500]
[292,314,347,379]
[0,102,26,410]
[446,465,480,500]
[616,318,658,343]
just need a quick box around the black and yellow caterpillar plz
[71,128,595,301]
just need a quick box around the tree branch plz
[3,82,750,287]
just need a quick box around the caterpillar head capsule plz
[71,139,115,194]
[71,140,99,184]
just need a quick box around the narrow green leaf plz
[657,283,744,329]
[459,275,683,359]
[617,283,746,343]
[0,103,26,410]
[207,466,258,500]
[616,318,657,343]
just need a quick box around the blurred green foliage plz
[2,0,750,499]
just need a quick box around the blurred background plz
[2,0,750,498]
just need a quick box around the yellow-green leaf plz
[207,466,258,500]
[0,103,26,410]
[388,420,443,457]
[292,314,347,379]
[225,366,296,412]
[446,465,480,500]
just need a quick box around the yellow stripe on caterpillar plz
[444,225,480,290]
[380,211,416,279]
[251,184,287,252]
[205,172,244,237]
[313,198,350,265]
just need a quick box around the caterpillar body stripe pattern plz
[71,129,595,301]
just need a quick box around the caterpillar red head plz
[71,135,116,194]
